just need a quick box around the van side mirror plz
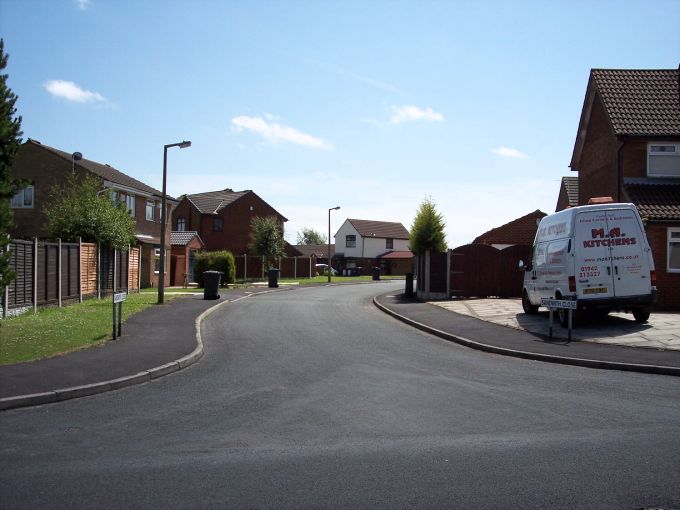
[519,260,532,272]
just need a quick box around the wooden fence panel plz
[128,247,140,291]
[7,240,33,308]
[449,244,500,298]
[81,243,98,296]
[62,243,79,301]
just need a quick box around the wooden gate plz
[449,244,531,298]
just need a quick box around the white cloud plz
[74,0,91,10]
[491,146,529,159]
[390,105,444,124]
[231,115,333,150]
[43,80,106,103]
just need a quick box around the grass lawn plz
[0,293,181,365]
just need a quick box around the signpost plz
[540,298,577,342]
[112,291,127,339]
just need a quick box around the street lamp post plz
[71,151,82,174]
[328,206,340,283]
[158,140,191,304]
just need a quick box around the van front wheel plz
[632,307,651,323]
[522,291,539,314]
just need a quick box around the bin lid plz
[204,270,223,274]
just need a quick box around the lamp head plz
[331,206,341,211]
[72,152,83,161]
[179,141,192,149]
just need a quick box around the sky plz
[2,0,679,248]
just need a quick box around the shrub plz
[194,250,236,286]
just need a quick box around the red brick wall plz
[645,223,680,311]
[577,93,620,205]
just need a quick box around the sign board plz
[540,298,577,310]
[113,291,127,304]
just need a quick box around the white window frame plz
[647,143,680,178]
[154,248,168,274]
[346,235,356,248]
[125,193,135,217]
[177,218,186,231]
[146,200,154,221]
[11,185,34,209]
[668,228,680,273]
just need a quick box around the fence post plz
[113,247,117,293]
[137,247,141,292]
[425,250,431,300]
[57,238,62,307]
[243,254,247,283]
[446,248,452,299]
[127,244,131,294]
[97,243,101,299]
[309,257,312,278]
[262,256,265,279]
[33,238,38,313]
[294,256,297,279]
[2,238,8,319]
[78,237,83,303]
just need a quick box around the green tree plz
[296,227,327,245]
[409,197,447,254]
[249,215,284,266]
[43,174,135,250]
[0,39,24,292]
[193,250,236,286]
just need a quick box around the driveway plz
[431,298,680,350]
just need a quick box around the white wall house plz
[334,219,410,259]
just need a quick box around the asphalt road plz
[1,281,679,509]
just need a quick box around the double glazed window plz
[213,217,223,232]
[177,218,186,231]
[146,200,154,221]
[11,185,34,208]
[386,238,393,249]
[346,235,356,248]
[648,143,680,177]
[669,228,680,272]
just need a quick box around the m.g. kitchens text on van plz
[520,201,656,325]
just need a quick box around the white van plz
[520,202,656,325]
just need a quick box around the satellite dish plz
[72,152,83,161]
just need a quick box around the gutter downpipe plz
[616,136,628,202]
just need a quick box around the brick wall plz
[645,223,680,311]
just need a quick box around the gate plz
[449,244,531,298]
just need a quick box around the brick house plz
[555,176,579,212]
[172,188,288,256]
[568,68,680,310]
[9,139,176,288]
[334,218,413,275]
[170,231,204,286]
[472,210,547,248]
[292,243,334,265]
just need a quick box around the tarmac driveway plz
[431,298,680,351]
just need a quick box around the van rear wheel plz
[632,307,650,323]
[522,290,539,314]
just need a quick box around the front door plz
[188,250,196,283]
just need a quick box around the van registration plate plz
[583,287,608,295]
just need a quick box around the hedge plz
[193,250,236,286]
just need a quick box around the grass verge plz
[0,293,180,365]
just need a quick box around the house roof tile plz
[624,179,680,221]
[184,189,250,214]
[591,68,680,136]
[562,176,579,207]
[347,219,410,239]
[28,139,172,200]
[292,244,334,258]
[473,210,547,245]
[170,231,204,246]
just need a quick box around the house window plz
[213,217,223,232]
[648,143,680,177]
[146,200,154,221]
[10,185,34,208]
[386,238,393,249]
[125,194,135,217]
[177,218,186,231]
[668,228,680,272]
[154,248,168,274]
[346,235,356,248]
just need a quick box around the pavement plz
[2,282,679,411]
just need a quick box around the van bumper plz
[578,291,656,311]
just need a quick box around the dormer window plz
[648,143,680,177]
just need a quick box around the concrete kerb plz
[0,290,281,412]
[373,295,680,377]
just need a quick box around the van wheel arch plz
[522,289,539,314]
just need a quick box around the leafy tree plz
[249,215,284,266]
[409,197,447,254]
[296,227,327,245]
[0,39,24,292]
[43,173,135,250]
